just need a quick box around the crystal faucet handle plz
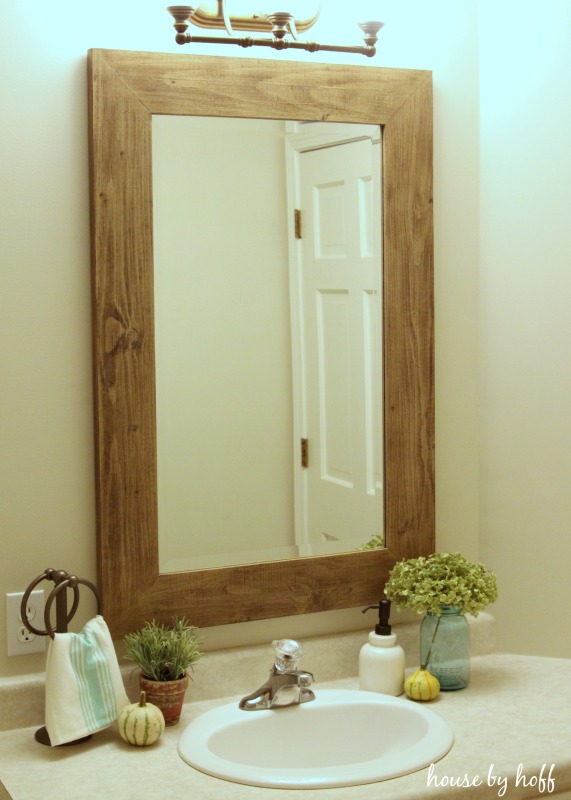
[272,638,304,670]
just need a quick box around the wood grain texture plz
[383,74,435,558]
[88,49,434,637]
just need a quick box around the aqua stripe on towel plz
[45,615,129,746]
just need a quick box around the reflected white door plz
[297,138,383,553]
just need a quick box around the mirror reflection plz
[153,116,383,572]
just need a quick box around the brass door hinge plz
[294,209,302,239]
[301,438,309,468]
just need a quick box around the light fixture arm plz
[167,6,383,58]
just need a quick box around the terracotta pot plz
[138,673,189,725]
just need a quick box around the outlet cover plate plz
[6,591,46,656]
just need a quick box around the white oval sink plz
[178,689,454,789]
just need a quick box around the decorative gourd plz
[404,668,440,701]
[118,691,165,746]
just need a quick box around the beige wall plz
[1,0,482,678]
[478,0,571,657]
[153,116,296,571]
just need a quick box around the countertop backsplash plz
[0,613,495,732]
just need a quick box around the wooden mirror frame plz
[88,49,434,638]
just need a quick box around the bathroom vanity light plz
[167,2,383,57]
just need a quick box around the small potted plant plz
[123,617,202,725]
[384,552,498,691]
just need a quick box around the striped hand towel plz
[45,615,129,746]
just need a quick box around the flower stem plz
[421,615,441,671]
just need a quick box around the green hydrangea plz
[359,534,384,550]
[384,552,498,616]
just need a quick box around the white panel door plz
[299,138,382,552]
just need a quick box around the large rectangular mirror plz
[88,49,434,637]
[153,115,383,571]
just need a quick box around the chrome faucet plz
[239,639,315,710]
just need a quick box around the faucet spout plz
[238,680,274,711]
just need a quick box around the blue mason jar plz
[420,606,470,690]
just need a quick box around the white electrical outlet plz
[6,590,46,656]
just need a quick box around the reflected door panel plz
[298,138,383,554]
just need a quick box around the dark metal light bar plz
[167,5,383,58]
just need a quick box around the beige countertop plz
[0,653,570,800]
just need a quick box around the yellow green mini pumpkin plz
[404,668,440,701]
[118,691,165,746]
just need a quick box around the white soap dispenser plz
[359,599,405,695]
